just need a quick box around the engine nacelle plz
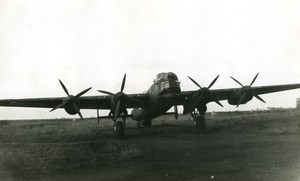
[131,108,144,121]
[64,106,78,115]
[63,97,81,115]
[227,89,253,105]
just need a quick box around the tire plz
[141,119,152,127]
[116,121,125,138]
[195,116,206,130]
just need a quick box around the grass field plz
[1,109,300,180]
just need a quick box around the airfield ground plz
[1,109,300,180]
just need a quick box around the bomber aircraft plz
[0,72,300,137]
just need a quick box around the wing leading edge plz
[177,83,300,107]
[0,84,299,110]
[0,94,149,110]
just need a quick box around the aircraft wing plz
[0,83,299,112]
[251,84,300,95]
[0,94,149,110]
[177,83,300,107]
[210,83,300,101]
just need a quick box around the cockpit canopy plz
[153,72,178,83]
[148,72,181,95]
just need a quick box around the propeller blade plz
[208,75,220,89]
[236,92,247,107]
[59,79,69,96]
[50,101,67,112]
[214,100,224,107]
[174,105,178,119]
[254,94,266,103]
[192,95,203,110]
[113,101,121,121]
[97,90,114,96]
[184,95,203,114]
[188,76,202,89]
[120,74,126,93]
[230,76,244,87]
[76,87,92,98]
[77,110,83,120]
[73,104,83,119]
[250,73,259,86]
[108,111,112,119]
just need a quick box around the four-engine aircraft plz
[0,72,300,137]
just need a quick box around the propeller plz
[184,75,223,114]
[50,79,92,119]
[230,73,266,107]
[174,105,178,119]
[98,74,141,122]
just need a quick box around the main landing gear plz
[115,121,125,137]
[191,106,207,131]
[114,119,126,138]
[112,109,127,138]
[97,109,126,137]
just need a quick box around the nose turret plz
[163,72,178,82]
[149,72,181,95]
[160,72,181,94]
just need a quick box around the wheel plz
[195,116,206,130]
[116,121,125,138]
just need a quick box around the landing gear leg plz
[115,121,125,138]
[195,116,206,130]
[121,115,126,127]
[97,109,100,125]
[121,109,128,127]
[137,121,141,128]
[192,105,207,131]
[112,110,127,138]
[112,117,125,138]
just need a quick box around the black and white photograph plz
[0,0,300,180]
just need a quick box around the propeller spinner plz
[230,73,266,107]
[184,75,223,114]
[50,80,92,119]
[98,74,141,122]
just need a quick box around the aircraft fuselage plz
[131,72,180,123]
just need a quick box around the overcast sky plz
[0,0,300,119]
